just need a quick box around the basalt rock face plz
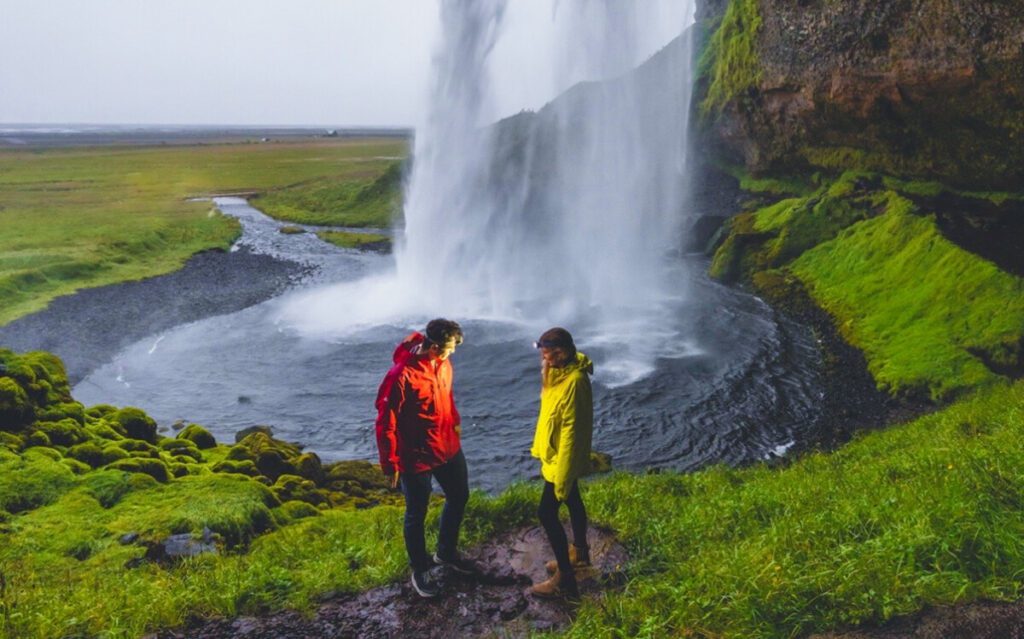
[699,0,1024,189]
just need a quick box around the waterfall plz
[280,0,697,386]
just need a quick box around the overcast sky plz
[0,1,689,127]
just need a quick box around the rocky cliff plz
[697,0,1024,189]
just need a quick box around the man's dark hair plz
[424,318,464,347]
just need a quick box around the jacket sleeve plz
[375,372,405,474]
[553,377,579,501]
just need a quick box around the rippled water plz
[74,199,823,492]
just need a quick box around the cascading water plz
[280,0,696,386]
[70,1,827,492]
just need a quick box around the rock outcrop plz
[697,0,1024,189]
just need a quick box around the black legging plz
[537,479,588,576]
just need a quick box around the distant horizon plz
[0,122,415,130]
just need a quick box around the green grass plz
[316,230,391,251]
[253,158,403,228]
[791,205,1024,401]
[0,139,407,326]
[564,380,1024,638]
[710,172,1024,402]
[4,373,1023,638]
[698,0,763,115]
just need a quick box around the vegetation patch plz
[710,172,1024,401]
[254,159,404,228]
[791,206,1024,401]
[316,230,392,252]
[0,139,407,326]
[698,0,763,115]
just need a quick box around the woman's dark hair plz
[424,318,464,347]
[535,327,576,358]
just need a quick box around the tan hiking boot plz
[530,568,579,599]
[544,544,590,574]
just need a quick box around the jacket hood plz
[544,351,594,386]
[393,331,425,365]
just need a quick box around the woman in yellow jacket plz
[529,327,592,599]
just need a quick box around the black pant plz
[400,449,469,572]
[537,479,588,576]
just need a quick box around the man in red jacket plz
[375,318,473,598]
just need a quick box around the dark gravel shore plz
[0,247,311,385]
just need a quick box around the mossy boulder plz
[230,432,303,481]
[0,431,24,451]
[272,474,327,506]
[279,500,321,520]
[211,459,260,477]
[61,457,91,475]
[294,452,325,484]
[33,418,87,447]
[0,375,32,431]
[178,424,216,449]
[113,407,158,443]
[36,401,86,426]
[119,439,161,458]
[85,404,118,420]
[84,420,125,441]
[67,442,130,469]
[160,439,203,462]
[107,457,171,483]
[24,430,49,448]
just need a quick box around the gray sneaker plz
[410,568,441,598]
[432,551,478,575]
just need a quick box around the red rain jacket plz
[375,332,462,474]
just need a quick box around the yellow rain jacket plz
[530,352,594,500]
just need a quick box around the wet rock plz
[119,532,139,545]
[171,419,186,431]
[234,425,274,443]
[144,527,218,564]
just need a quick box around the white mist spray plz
[280,0,697,385]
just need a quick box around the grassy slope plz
[711,170,1024,401]
[0,138,407,326]
[253,158,404,228]
[3,372,1023,638]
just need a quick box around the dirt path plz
[151,525,628,639]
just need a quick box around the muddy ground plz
[150,524,628,639]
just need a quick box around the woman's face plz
[539,346,571,368]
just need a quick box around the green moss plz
[85,403,118,419]
[178,423,217,449]
[278,225,306,234]
[279,500,321,521]
[255,159,404,228]
[699,0,763,114]
[0,430,25,451]
[61,457,91,475]
[107,457,171,483]
[36,400,86,425]
[0,446,76,512]
[80,469,138,508]
[160,438,203,462]
[315,230,391,251]
[0,375,32,430]
[212,459,261,477]
[113,406,158,442]
[33,418,88,447]
[66,441,129,469]
[84,419,125,441]
[791,207,1024,400]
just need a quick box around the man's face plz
[540,346,569,368]
[432,338,459,361]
